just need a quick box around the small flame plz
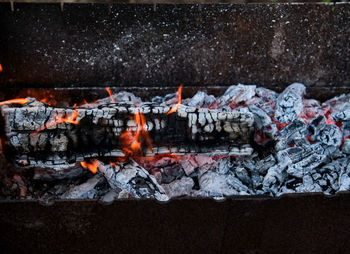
[80,159,99,174]
[0,98,28,106]
[167,84,183,115]
[33,106,79,134]
[120,111,152,157]
[0,64,3,72]
[105,88,115,103]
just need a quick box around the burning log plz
[0,98,254,169]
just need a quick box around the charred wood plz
[1,99,254,169]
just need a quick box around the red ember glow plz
[80,159,99,174]
[0,64,3,72]
[167,84,183,115]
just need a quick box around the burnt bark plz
[1,98,254,169]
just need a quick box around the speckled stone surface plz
[0,3,349,93]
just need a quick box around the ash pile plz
[1,83,350,202]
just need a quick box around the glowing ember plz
[167,84,183,115]
[80,159,99,174]
[33,105,80,134]
[0,98,28,106]
[105,88,115,103]
[0,64,3,72]
[120,111,152,157]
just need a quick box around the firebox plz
[0,2,350,254]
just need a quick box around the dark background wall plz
[0,3,349,97]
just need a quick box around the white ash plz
[101,190,120,203]
[248,105,277,139]
[161,177,194,199]
[323,94,350,113]
[82,91,142,108]
[199,170,251,197]
[98,159,169,201]
[275,119,308,151]
[216,84,256,108]
[183,91,216,108]
[275,82,306,123]
[61,174,103,199]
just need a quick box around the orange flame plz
[105,88,115,103]
[167,84,183,115]
[33,106,79,134]
[0,64,3,72]
[120,111,152,157]
[0,98,28,106]
[80,159,99,174]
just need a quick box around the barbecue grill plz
[0,2,350,254]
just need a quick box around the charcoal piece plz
[262,160,289,195]
[342,139,350,154]
[275,83,306,123]
[217,157,232,175]
[101,190,119,203]
[276,143,334,164]
[199,170,251,197]
[216,84,256,108]
[339,176,350,192]
[179,158,197,176]
[160,164,184,184]
[255,87,277,103]
[1,98,254,169]
[180,155,215,177]
[275,119,308,151]
[161,177,194,199]
[332,108,350,137]
[302,99,322,121]
[83,91,142,108]
[147,157,184,184]
[61,174,103,199]
[323,94,350,112]
[286,153,327,178]
[233,166,252,187]
[308,115,326,141]
[98,159,169,201]
[33,163,86,180]
[243,154,276,175]
[118,189,132,199]
[322,157,350,192]
[317,124,342,147]
[341,121,350,138]
[248,105,277,139]
[184,91,216,108]
[294,175,323,193]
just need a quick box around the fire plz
[80,159,99,174]
[33,105,79,134]
[105,88,115,103]
[167,84,183,115]
[0,98,28,106]
[120,111,152,157]
[0,64,3,72]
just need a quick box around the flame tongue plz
[167,84,183,115]
[120,111,152,157]
[105,88,115,103]
[33,106,80,134]
[80,159,99,174]
[0,98,29,106]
